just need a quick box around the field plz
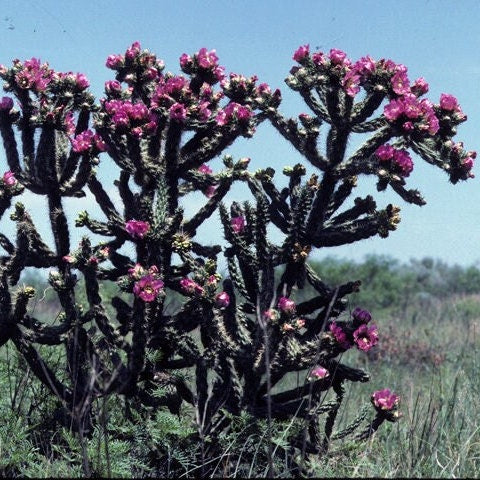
[0,255,479,478]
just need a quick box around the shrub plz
[0,42,474,475]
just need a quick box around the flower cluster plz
[62,242,110,268]
[371,388,400,414]
[125,219,150,239]
[308,365,329,381]
[0,58,95,133]
[375,144,414,177]
[179,47,225,84]
[383,94,439,136]
[70,129,107,154]
[329,307,378,352]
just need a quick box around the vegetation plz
[0,40,476,477]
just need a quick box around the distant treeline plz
[20,255,480,319]
[306,255,480,311]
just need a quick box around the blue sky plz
[1,0,480,267]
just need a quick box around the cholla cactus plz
[0,42,472,471]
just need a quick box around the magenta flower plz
[215,291,230,308]
[351,307,372,324]
[278,296,296,315]
[393,149,414,176]
[439,93,459,111]
[106,54,124,69]
[411,77,429,96]
[343,71,361,97]
[71,130,94,153]
[329,48,349,66]
[0,96,14,111]
[391,71,410,96]
[198,164,213,175]
[128,263,144,279]
[375,144,395,161]
[263,309,279,322]
[353,324,379,352]
[197,47,219,69]
[329,321,352,349]
[293,44,310,62]
[75,73,90,90]
[309,366,329,380]
[169,102,187,121]
[133,275,164,302]
[180,277,204,296]
[204,185,217,198]
[231,216,246,234]
[372,388,399,411]
[3,171,17,187]
[125,220,150,239]
[384,98,404,121]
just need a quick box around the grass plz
[0,292,479,477]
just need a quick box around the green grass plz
[0,292,479,477]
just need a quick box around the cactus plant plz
[0,42,473,474]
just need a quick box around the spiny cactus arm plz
[321,379,345,452]
[311,204,401,247]
[296,279,360,316]
[323,195,377,227]
[182,176,233,237]
[267,109,328,170]
[86,175,122,222]
[350,89,388,126]
[58,109,90,183]
[59,153,95,197]
[0,110,21,173]
[10,324,72,403]
[331,404,370,440]
[0,234,14,254]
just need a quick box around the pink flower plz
[293,44,310,62]
[231,216,245,234]
[462,155,475,171]
[411,77,429,96]
[198,164,213,175]
[71,130,94,153]
[391,71,410,96]
[128,263,144,279]
[372,388,399,411]
[393,149,414,176]
[204,185,217,198]
[439,93,459,111]
[329,48,348,66]
[329,321,352,349]
[197,47,219,69]
[309,366,329,380]
[3,171,17,186]
[62,255,75,263]
[179,53,192,69]
[353,56,376,76]
[133,274,164,302]
[263,309,279,322]
[375,144,395,161]
[343,71,361,97]
[125,220,150,239]
[351,307,372,324]
[353,324,379,352]
[295,318,306,329]
[215,291,230,308]
[75,73,90,90]
[169,102,187,121]
[312,51,326,66]
[281,323,295,332]
[106,54,124,69]
[0,96,14,111]
[384,99,404,121]
[125,41,141,61]
[278,296,296,315]
[180,277,204,296]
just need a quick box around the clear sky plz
[1,0,480,267]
